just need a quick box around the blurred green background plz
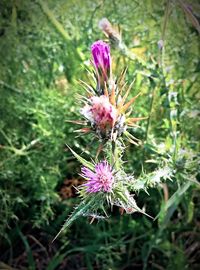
[0,0,199,269]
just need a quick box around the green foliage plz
[0,0,199,269]
[0,86,71,228]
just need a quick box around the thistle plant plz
[78,40,146,144]
[98,18,146,66]
[54,40,165,240]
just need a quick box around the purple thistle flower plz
[81,95,117,130]
[91,40,111,73]
[81,161,114,193]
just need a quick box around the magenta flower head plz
[81,95,117,139]
[91,40,111,89]
[82,95,117,127]
[90,96,117,128]
[81,161,114,193]
[91,40,111,70]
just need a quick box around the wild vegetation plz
[0,0,199,269]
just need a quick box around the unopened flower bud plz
[99,18,122,48]
[91,40,111,71]
[158,39,164,50]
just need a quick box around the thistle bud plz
[91,40,111,70]
[81,95,117,139]
[91,40,111,91]
[98,18,122,48]
[158,39,164,50]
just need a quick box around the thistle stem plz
[142,84,156,164]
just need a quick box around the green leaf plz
[157,181,192,227]
[52,197,95,241]
[17,227,36,270]
[115,188,153,219]
[66,144,94,170]
[187,200,194,223]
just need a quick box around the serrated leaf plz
[66,144,94,170]
[115,188,153,219]
[53,199,94,241]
